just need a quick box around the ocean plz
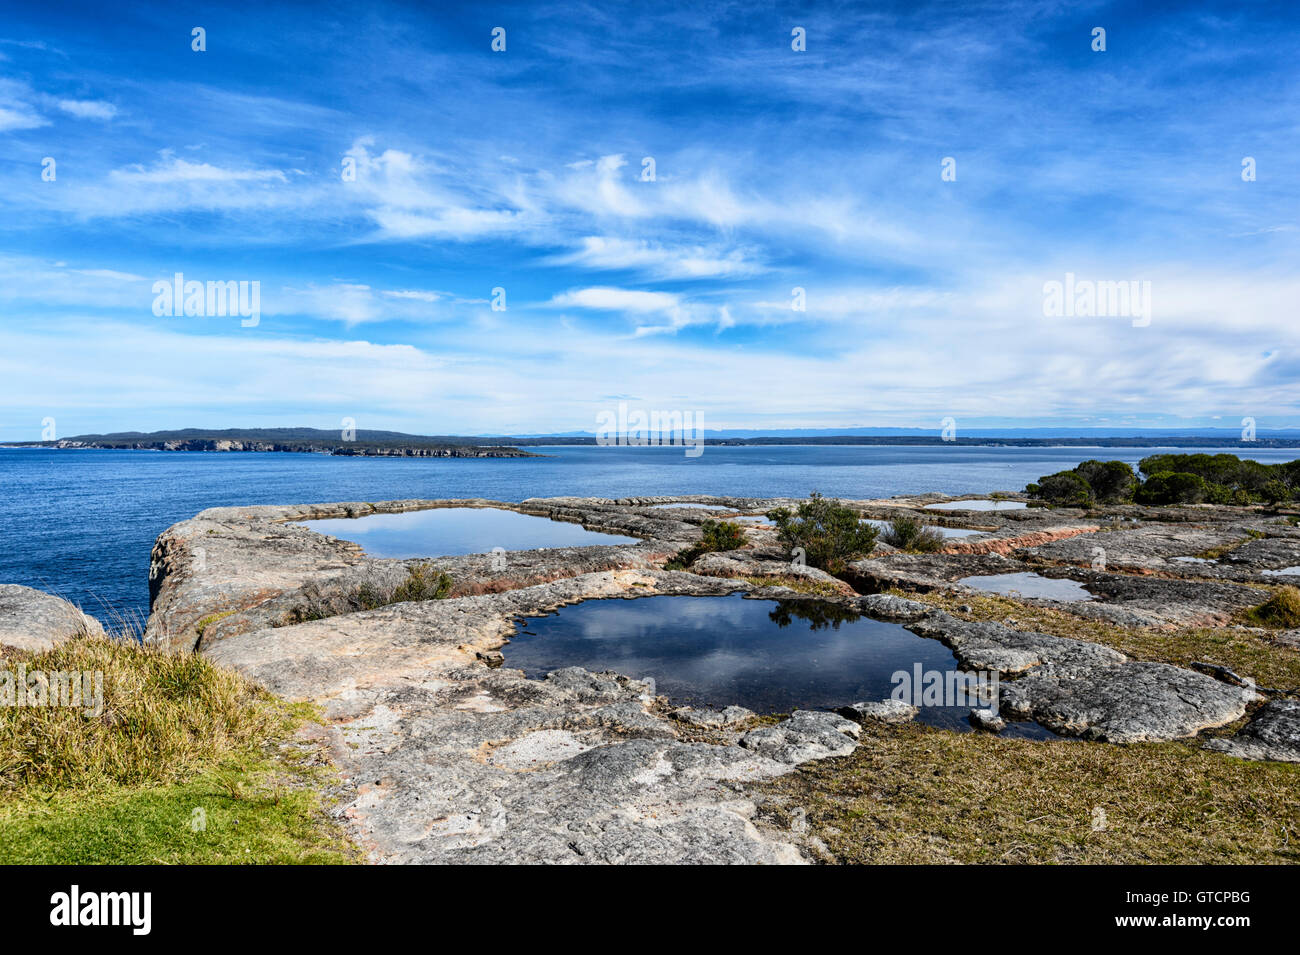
[2,444,1295,626]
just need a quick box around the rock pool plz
[958,571,1094,601]
[296,506,640,559]
[503,594,1051,736]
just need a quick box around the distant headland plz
[4,426,1300,453]
[1,428,539,457]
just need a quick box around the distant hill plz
[2,428,537,457]
[5,426,1300,451]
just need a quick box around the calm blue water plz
[505,594,1050,736]
[1,444,1295,625]
[297,507,639,558]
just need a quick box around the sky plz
[1,0,1298,439]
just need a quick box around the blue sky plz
[1,0,1298,438]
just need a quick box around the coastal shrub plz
[666,519,747,570]
[881,516,945,553]
[1073,459,1139,503]
[1026,470,1094,507]
[1134,471,1208,506]
[1137,453,1296,504]
[1262,479,1291,504]
[390,563,453,602]
[284,563,452,625]
[1027,460,1137,506]
[1026,453,1300,508]
[1244,586,1300,629]
[766,492,878,574]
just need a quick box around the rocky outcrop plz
[836,698,919,723]
[0,584,104,651]
[145,499,698,652]
[859,596,1258,742]
[1205,699,1300,763]
[203,569,846,863]
[143,494,1300,864]
[844,552,1269,628]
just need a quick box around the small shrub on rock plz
[666,519,747,570]
[881,515,945,553]
[766,492,878,574]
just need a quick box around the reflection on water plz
[504,594,1053,736]
[647,502,732,511]
[297,506,639,559]
[958,571,1094,601]
[926,499,1028,511]
[861,518,984,539]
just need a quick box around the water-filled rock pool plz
[296,506,639,559]
[503,594,1052,737]
[957,571,1094,601]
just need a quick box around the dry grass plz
[0,633,298,792]
[765,721,1300,864]
[1243,586,1300,630]
[743,575,845,598]
[909,589,1300,691]
[0,633,354,863]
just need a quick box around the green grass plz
[0,763,352,864]
[0,634,355,864]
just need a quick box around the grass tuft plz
[1243,586,1300,630]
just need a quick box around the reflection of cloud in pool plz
[504,594,1028,734]
[958,572,1093,601]
[294,506,638,559]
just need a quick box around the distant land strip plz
[3,427,1300,452]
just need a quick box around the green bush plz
[1137,453,1295,504]
[1027,460,1137,506]
[1027,470,1094,507]
[666,519,747,569]
[1074,460,1138,503]
[766,492,878,573]
[881,516,945,553]
[1134,471,1208,505]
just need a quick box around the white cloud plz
[551,236,760,278]
[56,99,117,120]
[550,286,680,312]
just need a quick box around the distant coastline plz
[3,427,1299,454]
